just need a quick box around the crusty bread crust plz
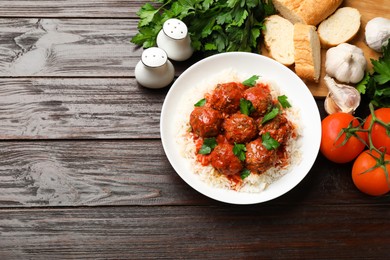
[273,0,343,26]
[318,7,361,48]
[294,24,321,82]
[263,15,295,66]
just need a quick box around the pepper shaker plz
[135,47,175,89]
[157,18,193,61]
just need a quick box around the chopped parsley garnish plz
[262,132,280,150]
[242,75,260,87]
[240,98,255,116]
[233,143,246,161]
[278,95,291,108]
[261,107,279,124]
[241,169,251,180]
[194,98,206,107]
[199,137,217,155]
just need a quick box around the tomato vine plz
[345,103,390,194]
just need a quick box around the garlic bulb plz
[325,43,367,84]
[365,17,390,52]
[324,75,360,115]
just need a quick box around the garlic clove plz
[324,94,340,114]
[324,75,361,115]
[325,43,366,84]
[365,17,390,52]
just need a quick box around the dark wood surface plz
[0,1,389,259]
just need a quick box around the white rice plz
[176,69,302,193]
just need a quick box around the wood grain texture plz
[0,18,140,76]
[0,205,389,259]
[0,139,389,208]
[0,140,207,207]
[0,0,144,18]
[0,78,166,139]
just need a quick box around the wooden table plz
[0,1,389,259]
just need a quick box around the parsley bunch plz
[131,0,276,53]
[357,39,390,108]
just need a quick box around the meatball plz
[207,82,244,114]
[190,107,223,137]
[210,143,243,176]
[222,113,257,144]
[258,114,293,145]
[245,138,277,174]
[243,84,272,117]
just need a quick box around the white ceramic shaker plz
[157,18,193,61]
[135,47,175,89]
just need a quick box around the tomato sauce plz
[189,80,296,184]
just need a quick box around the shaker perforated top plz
[141,47,167,68]
[162,18,188,40]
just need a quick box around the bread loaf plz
[318,7,361,48]
[263,15,295,66]
[272,0,343,26]
[294,24,321,82]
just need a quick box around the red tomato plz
[364,108,390,154]
[320,113,366,163]
[352,150,390,196]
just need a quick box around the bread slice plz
[293,24,321,82]
[263,15,294,66]
[272,0,343,26]
[318,7,361,48]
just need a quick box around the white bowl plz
[160,52,321,204]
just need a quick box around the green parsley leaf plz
[250,27,261,48]
[204,42,217,51]
[131,27,160,48]
[356,39,390,107]
[233,143,246,161]
[242,75,260,87]
[241,169,251,179]
[136,3,159,27]
[170,1,195,19]
[199,137,217,155]
[240,98,255,116]
[226,0,239,8]
[230,8,248,27]
[262,132,280,150]
[263,0,276,15]
[356,72,370,94]
[216,12,232,25]
[246,0,260,8]
[373,59,390,85]
[194,98,206,107]
[202,0,214,10]
[278,95,291,108]
[201,18,216,38]
[261,107,279,124]
[374,87,390,105]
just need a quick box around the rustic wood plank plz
[0,140,207,207]
[0,18,141,77]
[0,78,166,139]
[0,205,389,259]
[0,18,192,77]
[0,0,146,18]
[0,139,388,207]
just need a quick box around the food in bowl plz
[176,70,302,192]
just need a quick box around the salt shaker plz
[135,47,175,89]
[157,18,193,61]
